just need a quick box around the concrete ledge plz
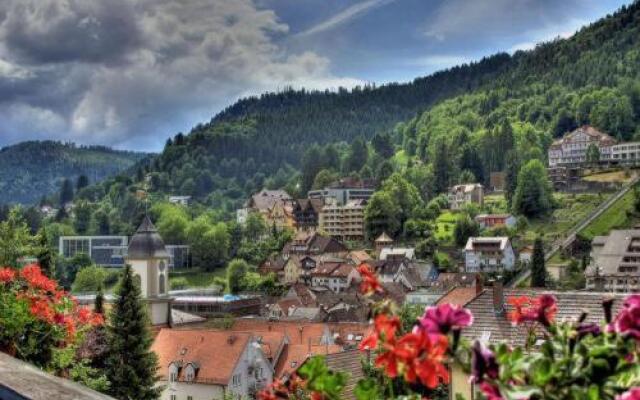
[0,352,114,400]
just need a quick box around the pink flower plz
[471,341,499,383]
[418,303,473,334]
[613,295,640,340]
[617,388,640,400]
[479,382,503,400]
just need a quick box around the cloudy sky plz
[0,0,630,151]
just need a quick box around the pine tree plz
[60,178,74,207]
[94,284,105,315]
[433,138,450,194]
[106,265,160,400]
[504,150,520,206]
[531,236,546,288]
[77,175,90,191]
[36,229,55,278]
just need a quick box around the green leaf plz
[354,378,379,400]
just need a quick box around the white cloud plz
[297,0,396,37]
[423,0,588,41]
[0,0,361,150]
[407,54,472,69]
[508,18,587,53]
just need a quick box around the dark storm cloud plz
[1,0,141,65]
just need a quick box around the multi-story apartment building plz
[586,229,640,292]
[464,237,515,273]
[548,125,616,167]
[308,178,375,206]
[448,183,484,210]
[318,198,366,241]
[547,125,640,167]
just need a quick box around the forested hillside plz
[138,2,640,209]
[0,141,147,204]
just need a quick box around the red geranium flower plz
[357,263,383,295]
[0,267,16,283]
[507,295,557,327]
[613,295,640,340]
[479,382,504,400]
[29,298,55,323]
[21,264,56,293]
[359,314,400,350]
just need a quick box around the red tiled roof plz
[275,344,342,378]
[436,287,481,307]
[151,329,251,385]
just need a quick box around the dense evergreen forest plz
[0,141,147,204]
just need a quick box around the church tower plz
[126,215,172,327]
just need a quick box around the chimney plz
[491,280,504,315]
[475,274,484,295]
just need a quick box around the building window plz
[159,274,166,294]
[170,395,176,400]
[187,397,193,400]
[232,374,241,386]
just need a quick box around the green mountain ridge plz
[0,141,148,205]
[139,1,640,208]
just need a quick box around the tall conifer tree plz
[105,265,159,400]
[531,236,546,288]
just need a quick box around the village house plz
[283,255,320,284]
[152,329,279,400]
[368,257,415,290]
[378,246,415,261]
[168,195,192,206]
[282,232,348,258]
[448,183,484,210]
[519,245,534,265]
[474,213,516,229]
[310,262,360,293]
[450,284,626,399]
[586,229,640,292]
[236,189,293,229]
[464,237,515,273]
[292,198,324,232]
[258,254,287,280]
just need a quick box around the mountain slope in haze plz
[0,141,148,204]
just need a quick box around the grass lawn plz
[434,211,457,243]
[483,194,509,214]
[521,192,605,244]
[580,190,637,240]
[582,169,635,183]
[169,268,227,289]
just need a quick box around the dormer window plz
[169,362,180,382]
[184,363,198,383]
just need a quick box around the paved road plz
[508,175,640,287]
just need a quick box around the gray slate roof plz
[462,289,626,347]
[127,216,170,259]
